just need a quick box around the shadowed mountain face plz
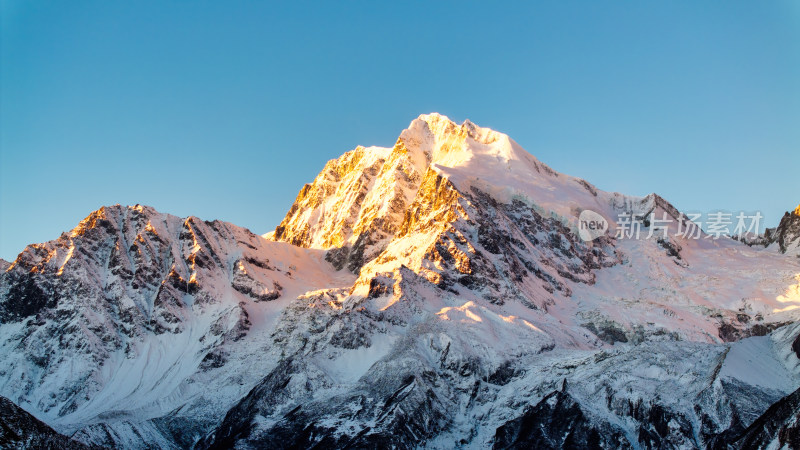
[0,396,88,449]
[1,114,799,449]
[730,384,800,449]
[727,384,800,449]
[492,389,631,449]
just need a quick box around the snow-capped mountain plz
[1,113,799,449]
[0,205,354,447]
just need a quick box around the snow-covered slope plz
[0,204,354,448]
[1,113,799,449]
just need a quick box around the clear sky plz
[1,1,798,261]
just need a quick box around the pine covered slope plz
[1,114,799,449]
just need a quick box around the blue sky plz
[1,1,798,261]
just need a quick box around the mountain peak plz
[271,113,635,267]
[272,113,564,271]
[399,113,626,225]
[403,113,511,167]
[767,202,800,255]
[414,112,489,138]
[69,204,162,238]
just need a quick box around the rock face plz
[1,113,800,449]
[493,389,631,449]
[272,144,406,272]
[766,204,800,256]
[0,396,88,449]
[729,384,800,449]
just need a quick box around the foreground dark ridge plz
[0,396,89,449]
